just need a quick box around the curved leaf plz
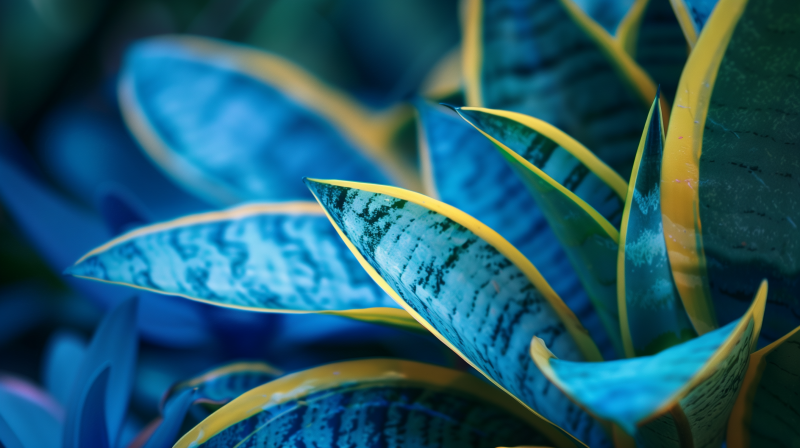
[618,91,696,358]
[728,324,800,447]
[175,359,564,448]
[462,0,658,177]
[306,179,609,447]
[66,202,418,330]
[120,35,418,205]
[142,388,195,448]
[670,0,719,47]
[417,102,616,360]
[531,281,766,444]
[72,366,111,448]
[0,376,63,448]
[661,0,800,340]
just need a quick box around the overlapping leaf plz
[670,0,720,46]
[661,0,800,340]
[0,376,63,448]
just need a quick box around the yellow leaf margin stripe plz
[174,359,575,448]
[660,0,747,335]
[531,280,767,434]
[669,0,701,48]
[119,35,421,205]
[68,201,421,331]
[615,0,650,55]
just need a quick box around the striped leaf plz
[661,0,800,340]
[618,91,697,358]
[175,359,561,448]
[417,102,616,360]
[453,113,626,358]
[120,35,418,206]
[531,281,767,445]
[670,0,720,47]
[306,179,609,447]
[462,0,658,177]
[66,203,417,330]
[728,324,800,448]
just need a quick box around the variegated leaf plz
[670,0,720,47]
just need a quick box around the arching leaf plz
[462,0,658,177]
[66,203,418,330]
[661,0,800,340]
[531,281,767,445]
[306,179,609,447]
[417,102,616,360]
[175,359,564,448]
[618,91,696,358]
[0,376,63,448]
[120,35,418,206]
[728,324,800,448]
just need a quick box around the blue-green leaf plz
[121,35,418,205]
[531,281,766,444]
[306,179,609,447]
[43,331,87,406]
[73,366,111,448]
[618,91,696,357]
[142,388,196,448]
[0,376,63,448]
[175,359,561,448]
[670,0,719,46]
[463,0,657,177]
[573,0,636,32]
[66,203,417,330]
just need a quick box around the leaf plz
[0,413,24,448]
[571,0,637,32]
[669,0,720,47]
[0,376,64,448]
[616,0,688,103]
[453,111,626,358]
[43,331,88,406]
[531,281,767,444]
[305,179,609,447]
[728,323,800,447]
[660,0,800,340]
[65,203,419,330]
[175,359,565,448]
[462,0,658,177]
[420,47,463,103]
[120,35,419,205]
[617,91,697,358]
[63,297,138,448]
[417,102,616,359]
[142,388,195,448]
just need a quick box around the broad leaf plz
[661,0,800,340]
[0,376,63,448]
[728,324,800,447]
[670,0,720,47]
[120,35,418,205]
[462,0,658,177]
[306,179,609,447]
[618,91,696,357]
[175,359,563,448]
[66,203,418,330]
[531,281,767,445]
[417,102,616,359]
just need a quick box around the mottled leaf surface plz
[417,102,615,360]
[618,93,696,358]
[307,180,608,446]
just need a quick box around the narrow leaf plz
[74,366,111,448]
[142,388,195,448]
[618,91,697,358]
[175,359,564,448]
[670,0,720,47]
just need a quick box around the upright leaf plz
[175,359,563,448]
[43,331,87,406]
[306,179,609,447]
[463,0,658,177]
[661,0,800,340]
[572,0,636,32]
[618,91,696,358]
[670,0,720,47]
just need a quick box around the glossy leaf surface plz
[417,102,615,360]
[532,281,766,444]
[661,0,800,340]
[176,359,560,448]
[728,324,800,448]
[121,35,414,205]
[463,0,656,177]
[618,92,696,358]
[66,203,417,329]
[306,179,608,447]
[0,376,63,448]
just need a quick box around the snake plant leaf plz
[63,297,138,448]
[618,91,697,358]
[531,281,767,444]
[572,0,636,32]
[670,0,719,47]
[661,0,800,340]
[120,35,417,206]
[43,331,88,406]
[306,179,610,447]
[175,359,564,448]
[463,0,658,177]
[418,102,616,359]
[728,324,800,447]
[65,203,419,330]
[453,111,626,358]
[616,0,688,103]
[0,376,63,448]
